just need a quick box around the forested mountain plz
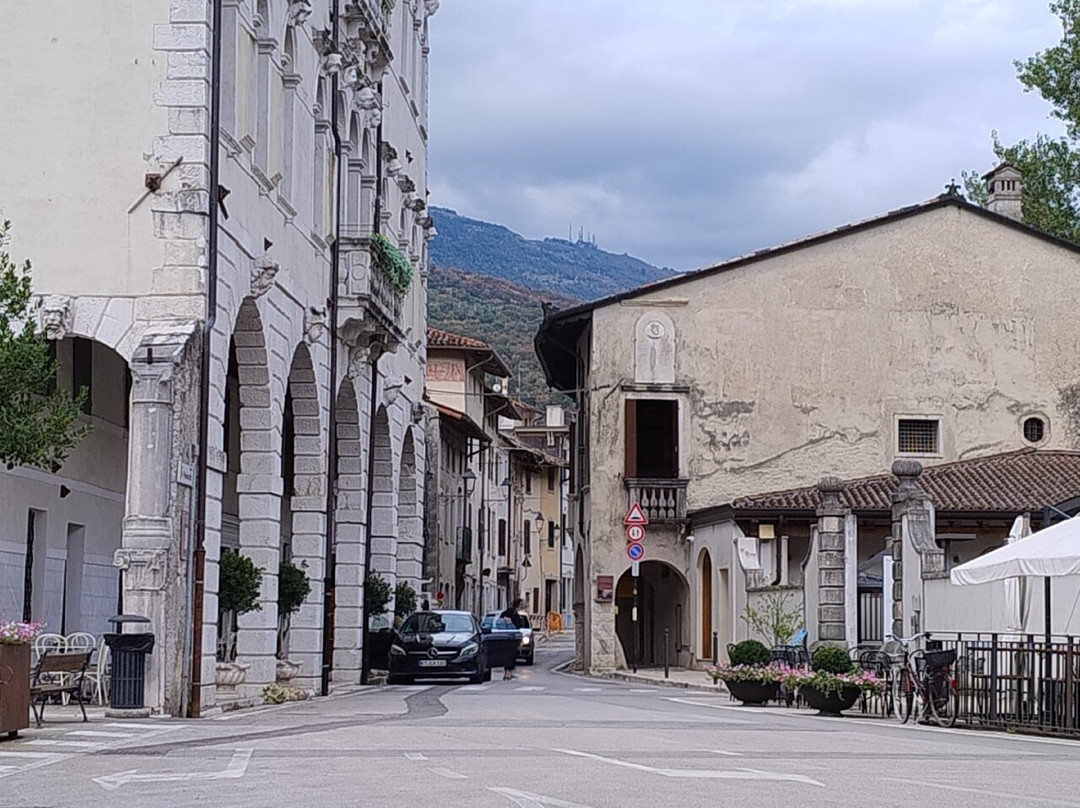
[426,208,676,405]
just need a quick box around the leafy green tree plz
[0,220,88,470]
[963,2,1080,242]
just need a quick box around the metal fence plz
[858,589,883,644]
[927,632,1080,737]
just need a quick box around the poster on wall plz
[595,575,613,603]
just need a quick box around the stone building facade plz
[0,0,437,714]
[537,176,1080,673]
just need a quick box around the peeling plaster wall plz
[582,206,1080,670]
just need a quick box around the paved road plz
[4,636,1080,807]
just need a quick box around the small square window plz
[898,419,940,454]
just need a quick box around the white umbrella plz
[951,513,1080,640]
[1003,514,1031,632]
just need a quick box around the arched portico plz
[615,560,690,669]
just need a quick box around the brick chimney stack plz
[985,164,1023,221]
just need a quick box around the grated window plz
[898,419,939,454]
[1023,417,1046,444]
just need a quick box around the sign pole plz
[632,573,638,674]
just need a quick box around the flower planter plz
[725,679,780,705]
[0,644,31,739]
[275,659,301,683]
[799,682,861,715]
[215,660,250,689]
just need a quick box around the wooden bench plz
[30,650,92,727]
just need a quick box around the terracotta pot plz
[799,682,861,715]
[725,678,780,705]
[214,661,250,688]
[275,659,301,683]
[0,643,31,739]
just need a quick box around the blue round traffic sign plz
[626,541,645,561]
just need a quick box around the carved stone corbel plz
[251,253,280,297]
[304,304,328,344]
[39,295,73,341]
[287,0,313,27]
[114,548,169,593]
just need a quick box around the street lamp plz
[501,476,513,603]
[463,467,477,614]
[533,511,545,616]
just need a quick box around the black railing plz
[928,632,1080,736]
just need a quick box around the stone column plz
[890,460,934,638]
[815,476,850,644]
[115,330,193,715]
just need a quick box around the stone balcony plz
[337,224,405,351]
[624,478,689,523]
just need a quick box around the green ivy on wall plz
[371,233,413,295]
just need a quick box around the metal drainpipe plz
[189,0,224,718]
[359,80,386,686]
[320,0,342,699]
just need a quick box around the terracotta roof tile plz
[730,449,1080,514]
[426,327,490,350]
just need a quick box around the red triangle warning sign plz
[624,503,649,526]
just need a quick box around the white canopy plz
[951,515,1080,586]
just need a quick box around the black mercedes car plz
[387,610,521,684]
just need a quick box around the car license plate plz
[418,659,446,667]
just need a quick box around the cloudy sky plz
[427,0,1066,271]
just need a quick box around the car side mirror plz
[481,626,491,634]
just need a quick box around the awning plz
[433,403,490,443]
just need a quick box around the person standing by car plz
[499,599,527,680]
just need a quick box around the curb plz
[604,671,727,694]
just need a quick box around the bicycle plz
[885,633,959,727]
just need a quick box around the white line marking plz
[628,688,657,693]
[887,778,1080,807]
[515,686,545,692]
[26,740,103,749]
[106,722,174,730]
[574,687,603,692]
[429,767,467,780]
[709,749,744,757]
[69,730,137,738]
[93,748,254,791]
[0,751,65,759]
[459,685,491,692]
[552,749,822,785]
[405,752,427,760]
[490,786,597,807]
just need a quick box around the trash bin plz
[104,614,154,711]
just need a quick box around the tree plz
[740,590,804,648]
[0,220,88,470]
[964,2,1080,242]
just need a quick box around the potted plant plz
[365,573,394,670]
[216,550,263,688]
[785,646,883,715]
[276,559,310,682]
[708,639,782,704]
[394,580,417,621]
[0,620,43,738]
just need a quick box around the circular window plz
[1023,416,1046,444]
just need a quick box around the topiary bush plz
[366,573,392,620]
[811,645,855,675]
[394,580,417,618]
[278,559,311,618]
[219,550,263,615]
[728,639,771,667]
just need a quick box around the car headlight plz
[456,641,479,660]
[390,643,407,657]
[521,635,531,645]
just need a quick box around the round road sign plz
[625,524,646,543]
[626,541,645,562]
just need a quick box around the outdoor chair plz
[80,639,110,706]
[30,650,91,727]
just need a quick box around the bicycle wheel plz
[929,676,959,728]
[893,668,915,724]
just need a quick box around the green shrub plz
[811,645,854,675]
[394,580,417,618]
[728,639,771,667]
[219,550,263,615]
[366,573,392,618]
[278,559,311,618]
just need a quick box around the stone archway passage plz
[614,561,690,668]
[368,407,397,596]
[395,427,422,587]
[332,378,364,682]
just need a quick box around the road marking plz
[459,685,492,692]
[886,778,1080,807]
[628,688,657,693]
[0,751,69,781]
[106,722,175,730]
[553,749,822,786]
[0,751,65,759]
[69,730,138,738]
[574,687,604,693]
[429,767,467,780]
[661,698,752,722]
[709,750,744,757]
[93,748,254,791]
[405,752,427,760]
[515,686,545,692]
[26,740,103,749]
[490,786,597,807]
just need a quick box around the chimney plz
[984,164,1023,221]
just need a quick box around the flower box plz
[799,682,862,715]
[726,678,780,705]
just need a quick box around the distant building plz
[537,169,1080,671]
